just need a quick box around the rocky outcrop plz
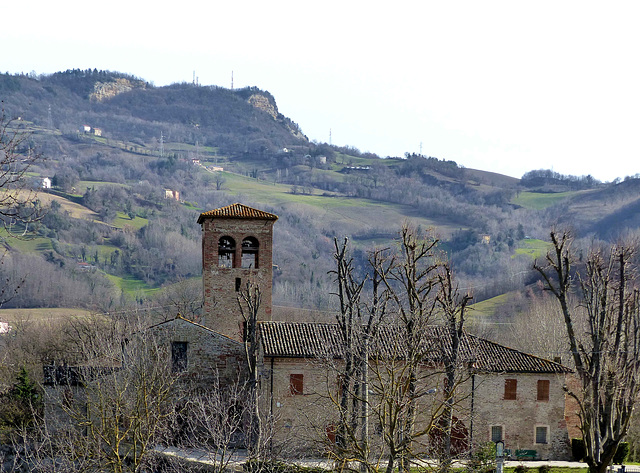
[247,93,278,119]
[247,93,306,140]
[90,78,145,102]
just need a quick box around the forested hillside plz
[1,69,640,326]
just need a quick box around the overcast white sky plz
[3,1,639,181]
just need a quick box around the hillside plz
[1,69,640,323]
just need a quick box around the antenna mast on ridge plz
[231,71,234,90]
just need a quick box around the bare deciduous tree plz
[329,238,388,471]
[534,230,640,473]
[435,264,472,471]
[327,226,470,473]
[0,109,45,308]
[237,280,264,459]
[18,315,179,473]
[0,109,43,237]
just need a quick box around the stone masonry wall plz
[260,358,570,460]
[151,317,245,383]
[471,372,570,460]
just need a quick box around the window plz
[504,379,517,400]
[241,237,259,268]
[218,236,236,268]
[491,425,503,443]
[326,424,337,444]
[235,277,242,292]
[537,379,550,401]
[171,341,188,373]
[290,373,304,395]
[535,426,548,444]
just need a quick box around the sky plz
[3,1,640,182]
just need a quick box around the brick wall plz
[201,217,274,341]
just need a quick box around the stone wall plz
[471,372,570,460]
[150,316,245,383]
[259,357,571,460]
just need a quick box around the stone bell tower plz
[197,203,278,341]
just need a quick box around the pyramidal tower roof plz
[197,203,278,224]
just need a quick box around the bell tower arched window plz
[218,236,236,268]
[241,237,259,268]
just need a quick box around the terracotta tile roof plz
[197,203,278,223]
[258,322,571,374]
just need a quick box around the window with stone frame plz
[535,425,549,444]
[491,425,504,443]
[537,379,550,401]
[504,378,517,400]
[290,373,304,395]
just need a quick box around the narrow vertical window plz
[235,277,242,292]
[290,373,304,395]
[171,341,188,373]
[491,425,503,443]
[326,424,337,444]
[504,379,517,400]
[537,379,550,401]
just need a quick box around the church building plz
[185,203,571,459]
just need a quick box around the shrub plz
[538,465,551,473]
[514,465,529,473]
[614,442,630,464]
[570,439,628,464]
[466,442,496,473]
[571,438,586,461]
[244,460,326,473]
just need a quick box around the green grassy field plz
[2,233,52,253]
[0,307,93,322]
[112,212,149,230]
[504,468,586,473]
[104,273,160,296]
[470,293,511,319]
[219,171,462,239]
[511,191,577,210]
[514,239,550,260]
[76,180,129,190]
